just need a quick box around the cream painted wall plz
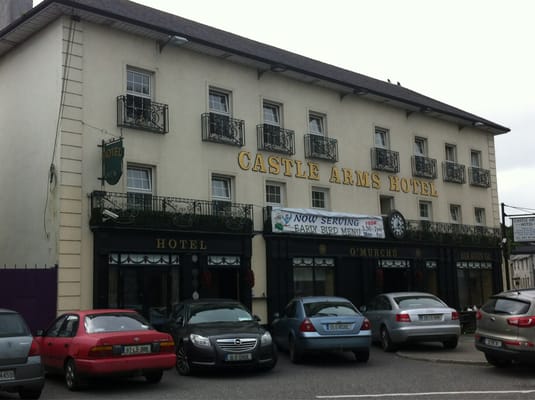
[72,22,500,319]
[0,20,63,267]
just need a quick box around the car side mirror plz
[273,312,280,319]
[35,329,44,337]
[359,306,367,312]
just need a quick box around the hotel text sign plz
[272,208,385,239]
[238,151,438,197]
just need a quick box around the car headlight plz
[261,331,272,346]
[190,333,211,348]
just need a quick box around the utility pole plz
[501,202,510,290]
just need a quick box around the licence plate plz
[484,338,502,347]
[0,370,15,381]
[419,314,442,321]
[122,344,152,355]
[225,353,252,362]
[328,323,352,330]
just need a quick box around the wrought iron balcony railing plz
[201,113,245,146]
[442,161,466,184]
[90,191,253,233]
[304,134,338,162]
[411,155,437,179]
[117,95,169,134]
[257,124,295,155]
[469,167,491,188]
[371,147,400,173]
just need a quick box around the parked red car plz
[36,309,175,391]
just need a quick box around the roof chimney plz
[0,0,33,31]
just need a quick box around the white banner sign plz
[271,207,385,239]
[512,217,535,242]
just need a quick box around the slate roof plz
[0,0,509,134]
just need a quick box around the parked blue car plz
[271,296,371,363]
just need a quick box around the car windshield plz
[85,313,151,333]
[0,313,30,337]
[188,304,254,324]
[482,297,531,315]
[394,296,445,309]
[304,302,358,317]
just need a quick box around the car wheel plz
[65,359,82,391]
[289,336,302,364]
[18,388,42,399]
[145,370,163,384]
[443,338,458,349]
[380,326,396,352]
[353,350,370,363]
[176,342,192,376]
[485,353,512,368]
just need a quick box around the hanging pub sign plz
[100,138,124,185]
[271,207,385,239]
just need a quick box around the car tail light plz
[360,318,371,330]
[299,318,316,332]
[396,313,411,323]
[157,340,175,353]
[503,339,534,348]
[88,345,114,357]
[28,338,40,356]
[507,316,535,328]
[451,311,459,320]
[476,310,482,320]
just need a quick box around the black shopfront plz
[264,226,503,323]
[90,191,254,328]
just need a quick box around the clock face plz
[388,211,406,239]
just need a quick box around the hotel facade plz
[0,0,509,326]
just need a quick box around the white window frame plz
[414,137,427,156]
[263,101,281,127]
[265,181,285,207]
[209,88,231,116]
[475,207,486,225]
[211,175,232,202]
[127,67,152,100]
[450,204,462,224]
[380,196,394,216]
[375,127,390,149]
[445,143,457,162]
[311,187,329,210]
[419,200,432,220]
[127,165,153,194]
[309,112,325,136]
[471,150,482,167]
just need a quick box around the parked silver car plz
[361,292,460,351]
[271,296,371,363]
[475,288,535,367]
[0,309,44,399]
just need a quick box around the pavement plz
[396,334,488,365]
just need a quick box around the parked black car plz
[162,299,277,375]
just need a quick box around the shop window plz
[311,187,329,209]
[266,182,285,207]
[127,165,153,210]
[457,261,493,310]
[424,260,439,296]
[292,257,335,296]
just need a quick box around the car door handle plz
[64,343,69,348]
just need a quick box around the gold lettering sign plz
[237,151,438,197]
[156,239,208,250]
[349,247,399,257]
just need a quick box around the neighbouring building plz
[0,0,510,328]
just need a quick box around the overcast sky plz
[34,0,535,220]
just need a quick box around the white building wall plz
[0,20,63,267]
